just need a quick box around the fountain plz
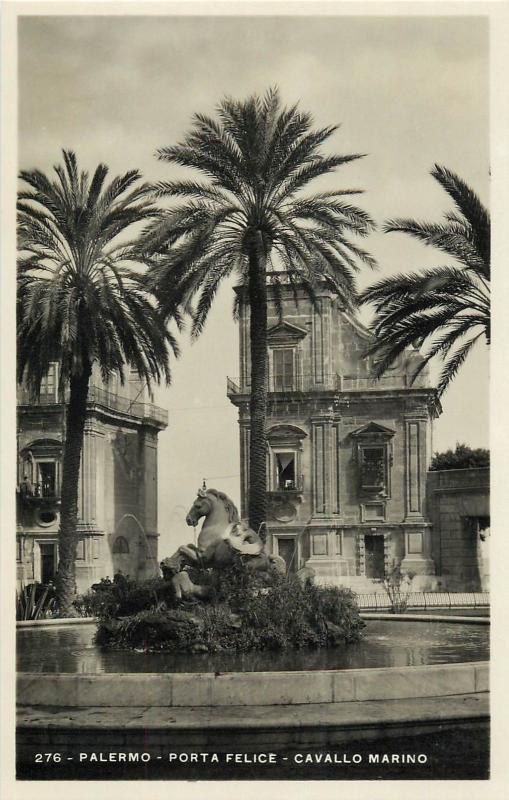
[16,487,490,777]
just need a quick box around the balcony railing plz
[227,373,409,396]
[268,475,305,494]
[18,384,168,426]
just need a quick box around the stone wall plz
[426,468,490,591]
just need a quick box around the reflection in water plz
[17,620,489,674]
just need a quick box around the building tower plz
[227,279,439,591]
[16,363,168,592]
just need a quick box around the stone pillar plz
[81,421,97,525]
[312,300,325,387]
[401,525,435,576]
[402,415,435,576]
[311,413,334,516]
[239,412,250,518]
[332,422,341,515]
[404,415,427,520]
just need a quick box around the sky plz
[18,11,489,554]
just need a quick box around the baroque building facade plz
[227,280,439,591]
[16,365,168,593]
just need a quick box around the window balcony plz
[17,384,168,427]
[267,476,305,500]
[227,373,410,397]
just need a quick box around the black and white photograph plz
[2,0,506,793]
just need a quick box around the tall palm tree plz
[17,150,177,614]
[140,88,376,533]
[360,165,490,397]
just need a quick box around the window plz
[16,538,22,561]
[350,422,395,499]
[36,461,56,497]
[112,536,129,554]
[360,446,386,491]
[36,508,57,527]
[273,348,295,391]
[335,532,343,555]
[274,451,296,490]
[266,424,306,494]
[39,363,58,402]
[20,440,62,498]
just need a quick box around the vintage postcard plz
[1,0,508,797]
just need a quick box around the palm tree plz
[17,150,177,614]
[140,88,376,533]
[360,165,490,397]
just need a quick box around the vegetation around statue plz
[83,488,364,653]
[87,567,364,654]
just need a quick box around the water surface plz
[17,619,489,674]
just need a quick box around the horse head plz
[185,488,213,527]
[185,487,240,531]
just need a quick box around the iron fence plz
[354,591,490,610]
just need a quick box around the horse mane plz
[206,488,240,523]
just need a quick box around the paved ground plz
[17,693,489,780]
[18,691,488,731]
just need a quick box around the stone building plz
[16,364,168,593]
[227,279,439,591]
[427,467,490,591]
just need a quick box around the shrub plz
[16,582,57,620]
[430,443,489,471]
[95,563,365,654]
[382,563,414,613]
[74,573,176,619]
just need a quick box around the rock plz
[325,620,345,643]
[296,566,316,585]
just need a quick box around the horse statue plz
[161,488,286,599]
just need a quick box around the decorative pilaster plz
[311,413,335,516]
[239,413,250,518]
[332,422,341,514]
[401,524,435,576]
[312,299,324,386]
[404,416,428,520]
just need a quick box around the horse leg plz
[178,544,201,564]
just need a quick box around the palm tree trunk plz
[247,246,268,535]
[55,363,92,615]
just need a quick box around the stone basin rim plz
[17,660,489,707]
[16,611,490,629]
[18,660,489,678]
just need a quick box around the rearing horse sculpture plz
[161,488,286,598]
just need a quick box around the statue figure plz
[161,488,286,599]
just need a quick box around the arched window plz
[19,438,62,498]
[266,424,307,492]
[112,536,129,554]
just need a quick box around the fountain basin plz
[16,617,490,776]
[18,660,488,708]
[17,618,489,707]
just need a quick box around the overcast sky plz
[18,12,489,554]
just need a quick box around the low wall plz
[18,661,488,708]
